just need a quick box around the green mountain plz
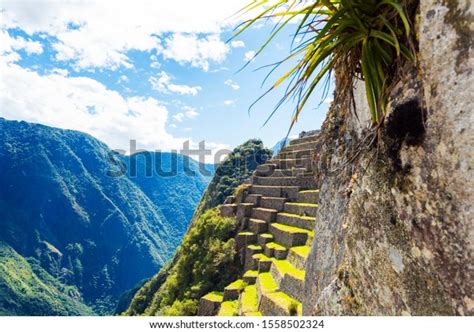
[0,118,212,314]
[0,241,93,315]
[126,139,272,316]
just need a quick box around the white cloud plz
[173,113,185,123]
[118,75,129,83]
[182,106,200,118]
[172,106,199,123]
[1,0,251,70]
[224,79,240,90]
[230,40,245,48]
[48,68,69,76]
[149,71,201,96]
[244,50,256,62]
[0,30,43,63]
[160,34,229,71]
[0,60,227,162]
[224,99,236,106]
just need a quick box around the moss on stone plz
[260,233,273,239]
[252,253,272,261]
[285,202,318,207]
[271,223,312,235]
[225,279,247,291]
[241,285,258,313]
[298,189,319,193]
[247,244,262,251]
[202,291,223,302]
[258,272,278,293]
[238,231,255,236]
[278,212,315,221]
[243,270,259,278]
[218,301,238,316]
[273,259,305,280]
[290,245,310,258]
[266,242,286,251]
[266,292,302,316]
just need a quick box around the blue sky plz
[0,1,332,163]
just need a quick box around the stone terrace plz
[198,133,320,316]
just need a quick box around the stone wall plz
[303,0,473,315]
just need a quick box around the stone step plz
[245,245,263,270]
[270,259,305,303]
[244,194,261,205]
[254,176,316,189]
[198,291,223,316]
[250,185,300,200]
[252,253,272,273]
[255,163,275,176]
[223,279,247,301]
[287,246,310,270]
[266,157,312,170]
[288,134,319,146]
[236,203,254,219]
[281,140,316,152]
[264,242,288,259]
[257,233,274,247]
[219,204,237,217]
[276,212,315,231]
[236,232,257,251]
[224,195,235,204]
[249,218,268,234]
[284,202,318,217]
[255,272,279,302]
[259,291,302,316]
[260,168,308,178]
[218,300,238,316]
[297,189,320,203]
[278,149,312,160]
[251,207,277,222]
[238,285,259,316]
[260,197,287,211]
[243,270,259,285]
[269,223,312,248]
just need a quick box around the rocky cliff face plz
[303,0,473,315]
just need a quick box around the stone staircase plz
[198,133,319,316]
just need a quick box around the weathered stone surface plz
[303,0,473,315]
[198,297,222,316]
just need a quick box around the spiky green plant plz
[235,0,416,129]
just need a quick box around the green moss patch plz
[278,212,315,221]
[271,223,312,235]
[285,202,318,207]
[238,231,255,236]
[252,253,272,261]
[273,259,305,280]
[247,244,262,251]
[241,285,258,313]
[259,233,273,239]
[258,272,278,293]
[266,292,302,316]
[202,291,223,302]
[218,300,238,316]
[243,270,259,278]
[225,279,247,291]
[298,189,319,194]
[266,242,286,251]
[290,246,310,258]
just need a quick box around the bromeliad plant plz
[235,0,416,130]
